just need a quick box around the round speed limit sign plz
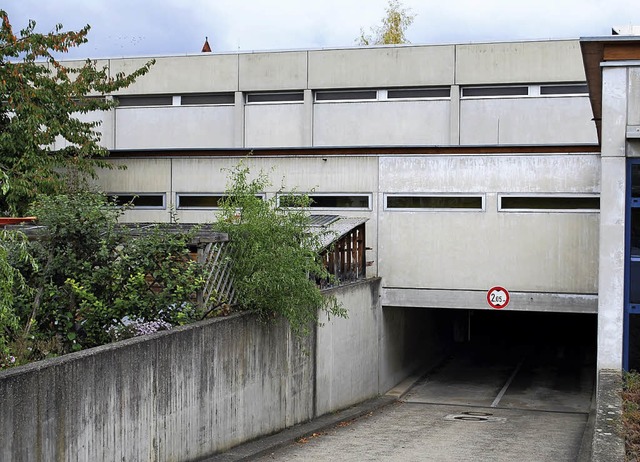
[487,286,510,309]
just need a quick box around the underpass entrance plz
[406,309,596,413]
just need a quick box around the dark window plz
[500,196,600,210]
[178,195,225,208]
[633,165,640,198]
[387,88,450,99]
[246,92,304,103]
[280,194,370,208]
[315,90,377,101]
[116,95,172,107]
[462,86,528,97]
[387,196,483,209]
[177,194,264,208]
[540,84,588,95]
[108,194,165,208]
[181,93,234,105]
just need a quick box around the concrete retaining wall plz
[0,278,384,462]
[378,307,452,393]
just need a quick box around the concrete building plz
[79,37,640,376]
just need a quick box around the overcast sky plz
[3,1,640,59]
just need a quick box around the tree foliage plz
[0,11,153,215]
[215,162,347,337]
[357,0,416,46]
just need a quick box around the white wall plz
[314,100,450,146]
[79,39,596,151]
[460,97,597,145]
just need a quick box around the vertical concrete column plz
[103,96,116,150]
[303,89,314,147]
[597,65,628,371]
[234,91,245,148]
[449,85,460,145]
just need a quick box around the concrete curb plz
[201,396,397,462]
[591,369,625,462]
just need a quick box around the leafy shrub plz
[1,191,205,365]
[216,162,347,336]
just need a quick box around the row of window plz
[115,83,588,107]
[109,193,600,212]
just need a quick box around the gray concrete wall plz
[597,65,629,371]
[96,151,600,312]
[315,279,381,415]
[378,307,452,393]
[0,279,385,462]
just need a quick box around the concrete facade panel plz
[54,110,113,150]
[382,288,598,313]
[168,156,379,192]
[239,51,307,90]
[597,154,626,371]
[114,106,235,149]
[109,54,239,94]
[379,155,601,193]
[245,104,306,147]
[313,101,450,146]
[95,159,172,192]
[601,67,628,157]
[460,97,597,145]
[308,46,455,89]
[628,67,640,126]
[455,40,585,84]
[378,209,598,293]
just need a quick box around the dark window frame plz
[498,194,600,212]
[386,87,451,100]
[116,95,173,107]
[315,90,378,102]
[461,86,529,98]
[181,93,235,105]
[245,92,304,104]
[278,193,372,210]
[107,193,166,209]
[539,84,589,96]
[384,194,485,211]
[176,193,265,209]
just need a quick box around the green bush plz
[216,162,347,337]
[1,192,205,365]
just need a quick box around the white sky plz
[3,0,640,59]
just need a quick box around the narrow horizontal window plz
[539,84,588,95]
[116,95,173,107]
[181,93,234,105]
[108,194,165,208]
[177,194,265,209]
[246,92,304,103]
[499,196,600,211]
[387,88,450,99]
[178,195,225,208]
[462,86,528,97]
[386,195,484,210]
[315,90,377,102]
[280,194,371,209]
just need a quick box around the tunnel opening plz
[392,308,597,412]
[459,310,596,350]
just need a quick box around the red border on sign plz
[487,286,510,309]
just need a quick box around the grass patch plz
[623,371,640,461]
